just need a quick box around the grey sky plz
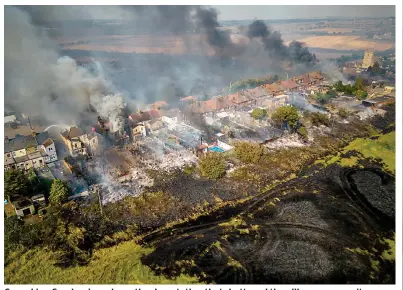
[10,5,395,22]
[213,5,395,21]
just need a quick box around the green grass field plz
[5,241,199,284]
[316,132,395,173]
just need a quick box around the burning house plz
[61,127,88,157]
[129,109,162,141]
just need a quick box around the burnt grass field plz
[139,164,395,284]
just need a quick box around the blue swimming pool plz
[208,146,225,153]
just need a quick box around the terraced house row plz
[4,131,58,171]
[187,71,325,117]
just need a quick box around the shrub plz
[184,165,196,175]
[355,90,368,100]
[305,112,330,127]
[271,105,300,128]
[198,153,227,179]
[251,108,267,120]
[234,142,265,164]
[338,108,349,118]
[297,126,308,141]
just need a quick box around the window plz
[7,153,11,158]
[39,160,43,164]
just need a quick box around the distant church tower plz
[361,50,376,69]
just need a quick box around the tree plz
[234,142,265,164]
[372,61,381,73]
[271,106,300,129]
[353,77,364,91]
[4,169,30,199]
[198,153,226,180]
[49,179,70,205]
[251,108,267,120]
[355,90,368,100]
[333,81,344,92]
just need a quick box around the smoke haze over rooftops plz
[5,5,323,127]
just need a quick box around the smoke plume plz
[247,20,288,59]
[5,5,322,130]
[247,20,317,66]
[5,6,125,130]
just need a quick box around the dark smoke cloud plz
[247,20,288,59]
[195,7,236,57]
[247,20,316,66]
[288,40,317,66]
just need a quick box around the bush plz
[183,165,196,175]
[198,153,227,179]
[338,108,349,118]
[354,90,368,100]
[251,108,267,120]
[297,126,308,141]
[234,142,265,164]
[305,112,330,127]
[271,106,300,129]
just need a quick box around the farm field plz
[286,35,394,51]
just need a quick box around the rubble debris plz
[140,149,198,172]
[266,133,306,151]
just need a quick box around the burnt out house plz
[13,199,35,217]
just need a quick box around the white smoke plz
[5,6,126,128]
[90,94,126,133]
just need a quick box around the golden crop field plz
[57,34,214,55]
[307,28,354,33]
[286,35,394,51]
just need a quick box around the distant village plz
[4,50,395,218]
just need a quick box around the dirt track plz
[140,165,395,284]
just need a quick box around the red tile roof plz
[293,75,313,86]
[307,71,325,80]
[262,83,284,94]
[279,80,299,90]
[43,138,53,147]
[227,92,251,104]
[130,109,161,123]
[246,87,268,99]
[129,111,152,123]
[181,96,198,102]
[148,109,161,119]
[150,101,168,110]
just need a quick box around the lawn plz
[4,203,16,217]
[316,132,395,174]
[5,241,199,284]
[343,132,395,173]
